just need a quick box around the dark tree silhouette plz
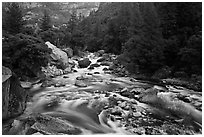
[41,9,52,31]
[3,2,24,34]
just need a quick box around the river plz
[8,53,202,135]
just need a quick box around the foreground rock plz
[2,114,82,135]
[78,58,91,68]
[139,87,202,125]
[2,66,27,120]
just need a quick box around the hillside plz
[20,2,99,26]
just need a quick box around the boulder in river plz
[45,41,69,69]
[62,47,73,58]
[2,66,27,120]
[78,58,91,68]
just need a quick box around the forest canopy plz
[2,2,202,79]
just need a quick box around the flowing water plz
[23,53,202,135]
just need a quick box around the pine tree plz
[3,2,24,34]
[41,9,52,31]
[67,10,78,33]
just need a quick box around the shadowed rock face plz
[2,66,27,120]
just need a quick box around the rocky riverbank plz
[2,51,202,135]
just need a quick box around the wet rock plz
[90,63,100,68]
[118,101,127,109]
[133,112,142,117]
[130,88,145,95]
[88,66,94,70]
[75,80,87,87]
[138,87,159,103]
[63,75,69,78]
[97,57,106,62]
[97,50,105,56]
[87,73,92,75]
[62,47,73,58]
[73,69,78,72]
[124,105,130,110]
[176,94,191,103]
[41,80,54,87]
[78,58,91,68]
[105,92,111,97]
[100,61,112,66]
[76,75,88,80]
[183,97,192,103]
[194,102,202,111]
[54,82,66,87]
[120,88,134,98]
[20,81,32,89]
[94,72,100,74]
[103,67,109,71]
[134,95,140,100]
[63,67,72,74]
[41,65,63,77]
[111,106,123,116]
[28,114,82,135]
[102,53,111,60]
[32,132,44,135]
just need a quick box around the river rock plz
[76,75,88,80]
[111,106,123,116]
[28,114,82,135]
[182,97,192,103]
[97,57,106,62]
[78,58,91,68]
[63,75,69,78]
[130,88,145,95]
[45,41,69,69]
[89,63,100,68]
[2,66,27,120]
[73,69,78,72]
[62,47,73,57]
[94,72,100,74]
[103,67,109,71]
[138,87,159,104]
[42,64,63,77]
[63,67,72,74]
[75,80,87,87]
[120,88,134,98]
[20,81,32,89]
[88,66,95,70]
[97,50,105,56]
[100,61,112,66]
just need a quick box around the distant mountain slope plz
[20,2,99,26]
